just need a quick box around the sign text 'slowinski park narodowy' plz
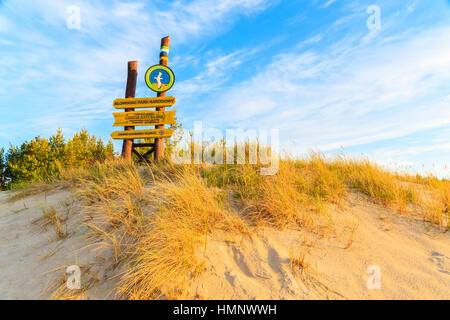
[110,36,176,161]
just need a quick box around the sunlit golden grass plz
[62,161,246,299]
[43,151,448,299]
[332,158,417,211]
[290,243,311,275]
[427,179,450,223]
[295,153,347,204]
[75,160,148,265]
[251,160,323,230]
[394,170,449,228]
[118,168,247,299]
[441,187,449,215]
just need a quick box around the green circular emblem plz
[145,64,175,93]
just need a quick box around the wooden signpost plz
[111,36,176,162]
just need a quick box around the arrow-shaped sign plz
[111,129,174,140]
[113,110,176,127]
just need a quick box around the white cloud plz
[175,47,260,100]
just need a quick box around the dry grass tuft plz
[243,156,345,232]
[290,238,312,275]
[34,202,68,239]
[252,161,312,229]
[334,158,416,212]
[344,217,359,249]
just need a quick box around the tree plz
[0,147,4,191]
[3,129,117,188]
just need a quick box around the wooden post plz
[154,36,170,161]
[121,61,138,160]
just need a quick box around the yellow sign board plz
[111,129,174,140]
[113,110,176,127]
[113,96,176,109]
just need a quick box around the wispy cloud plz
[320,0,338,9]
[176,47,260,99]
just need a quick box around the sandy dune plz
[0,190,121,299]
[190,193,449,299]
[0,189,448,299]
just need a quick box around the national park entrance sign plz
[110,36,176,162]
[113,96,176,109]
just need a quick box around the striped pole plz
[160,45,169,63]
[154,36,170,161]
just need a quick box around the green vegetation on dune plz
[1,129,115,189]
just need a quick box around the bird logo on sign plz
[154,72,163,89]
[145,64,175,93]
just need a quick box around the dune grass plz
[118,169,236,299]
[42,152,449,299]
[34,202,68,239]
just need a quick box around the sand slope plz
[0,190,448,299]
[190,193,449,299]
[0,190,121,299]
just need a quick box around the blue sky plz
[0,0,449,178]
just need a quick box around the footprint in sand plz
[267,246,283,273]
[225,270,240,285]
[429,251,450,275]
[224,270,248,295]
[230,246,254,278]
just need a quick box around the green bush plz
[0,147,4,190]
[3,128,115,188]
